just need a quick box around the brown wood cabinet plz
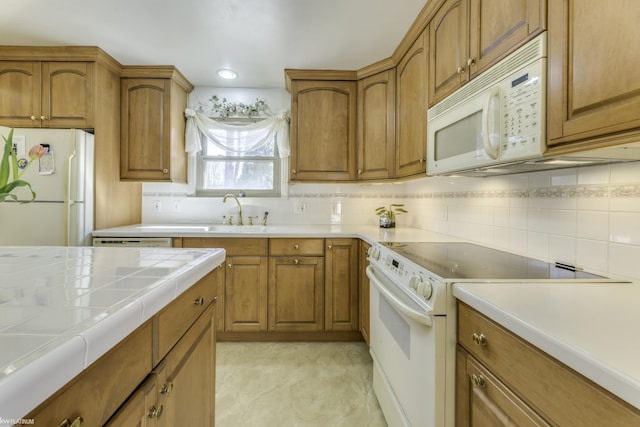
[26,271,218,427]
[396,28,429,177]
[547,0,640,153]
[324,239,359,331]
[120,66,193,182]
[456,302,640,426]
[359,241,371,346]
[0,60,94,128]
[429,0,545,106]
[268,255,325,332]
[286,71,357,181]
[179,237,268,334]
[356,69,395,179]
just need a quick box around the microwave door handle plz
[482,86,501,159]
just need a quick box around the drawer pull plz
[294,258,300,265]
[160,382,174,396]
[59,417,83,427]
[294,244,300,250]
[148,404,164,419]
[471,374,486,388]
[472,333,488,346]
[194,297,205,306]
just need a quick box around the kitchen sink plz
[134,224,267,233]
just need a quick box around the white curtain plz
[184,108,290,158]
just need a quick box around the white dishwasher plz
[92,237,173,247]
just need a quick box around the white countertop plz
[453,281,640,410]
[0,246,225,421]
[92,223,460,245]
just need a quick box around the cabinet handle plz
[293,244,299,250]
[472,333,488,346]
[357,169,362,175]
[30,115,38,121]
[419,158,425,163]
[294,258,300,265]
[471,374,486,388]
[467,58,476,67]
[327,244,333,250]
[59,417,83,427]
[227,263,232,269]
[160,382,174,396]
[292,169,297,174]
[162,168,169,174]
[194,297,205,306]
[148,404,164,419]
[41,115,49,121]
[457,66,465,74]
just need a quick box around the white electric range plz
[366,241,622,427]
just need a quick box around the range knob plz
[367,246,381,260]
[417,281,433,300]
[409,274,421,290]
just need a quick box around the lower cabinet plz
[268,256,324,331]
[26,271,218,427]
[180,237,362,340]
[456,302,640,426]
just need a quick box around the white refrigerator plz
[0,127,94,246]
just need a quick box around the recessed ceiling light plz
[217,69,238,80]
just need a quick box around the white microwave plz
[427,33,547,176]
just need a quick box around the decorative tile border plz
[143,184,640,200]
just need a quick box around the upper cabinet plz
[357,69,396,180]
[547,0,640,151]
[396,28,429,177]
[120,66,193,182]
[286,71,357,181]
[429,0,545,106]
[0,60,94,128]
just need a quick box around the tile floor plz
[215,341,387,427]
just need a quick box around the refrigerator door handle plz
[66,146,77,246]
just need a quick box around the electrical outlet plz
[294,202,306,215]
[153,200,161,213]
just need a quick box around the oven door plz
[366,265,446,427]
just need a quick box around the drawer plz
[27,321,152,426]
[182,237,267,256]
[457,302,640,426]
[269,238,325,256]
[154,270,217,363]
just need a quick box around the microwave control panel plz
[501,60,545,159]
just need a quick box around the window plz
[196,119,281,197]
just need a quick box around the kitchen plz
[2,0,640,426]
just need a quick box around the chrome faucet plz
[223,194,243,225]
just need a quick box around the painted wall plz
[143,87,640,282]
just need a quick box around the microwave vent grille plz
[428,32,547,120]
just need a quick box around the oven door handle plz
[366,266,432,327]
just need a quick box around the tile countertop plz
[0,246,225,421]
[453,281,640,411]
[92,223,461,245]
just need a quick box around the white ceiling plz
[1,0,428,88]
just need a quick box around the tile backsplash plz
[142,161,640,281]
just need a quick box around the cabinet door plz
[547,0,640,148]
[161,303,215,427]
[121,78,173,181]
[456,348,550,427]
[324,239,359,331]
[357,70,395,179]
[104,373,160,427]
[396,28,428,177]
[289,80,357,181]
[359,241,371,345]
[224,256,268,332]
[429,0,469,105]
[468,0,545,79]
[0,61,41,127]
[268,257,324,331]
[42,61,94,128]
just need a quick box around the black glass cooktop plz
[380,242,608,281]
